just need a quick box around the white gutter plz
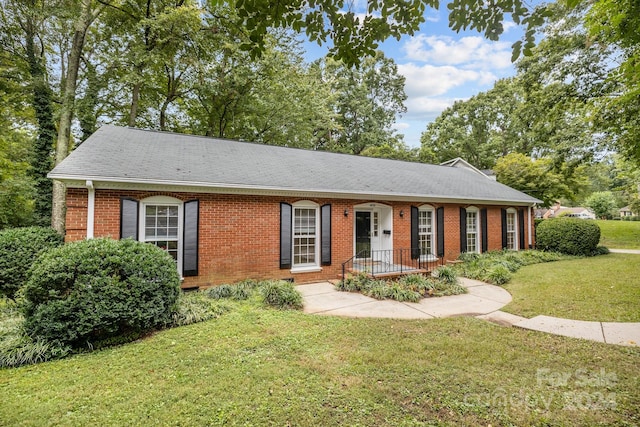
[86,180,95,239]
[49,175,542,206]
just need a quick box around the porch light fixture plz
[399,210,404,218]
[344,209,349,217]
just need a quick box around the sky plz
[302,5,524,149]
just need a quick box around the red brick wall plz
[64,188,535,288]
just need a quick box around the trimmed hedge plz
[0,227,63,300]
[536,219,601,256]
[22,238,181,349]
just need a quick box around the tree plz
[420,78,524,169]
[585,191,617,219]
[314,52,407,155]
[493,153,584,207]
[51,0,101,234]
[1,0,56,225]
[215,0,549,66]
[586,0,640,162]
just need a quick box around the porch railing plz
[341,248,444,279]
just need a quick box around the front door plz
[355,211,371,258]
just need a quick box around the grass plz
[503,253,640,322]
[597,219,640,249]
[0,302,639,426]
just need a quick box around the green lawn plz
[1,303,639,426]
[597,219,640,249]
[503,253,640,322]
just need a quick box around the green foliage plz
[536,219,601,256]
[0,227,63,300]
[205,283,253,301]
[337,271,465,301]
[221,0,544,66]
[454,250,572,285]
[22,238,181,349]
[259,280,303,310]
[170,292,230,327]
[585,191,617,219]
[0,302,69,368]
[586,0,640,162]
[0,129,36,229]
[431,265,458,285]
[494,153,581,207]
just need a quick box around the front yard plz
[1,299,639,426]
[597,219,640,249]
[502,253,640,322]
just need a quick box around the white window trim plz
[418,205,437,260]
[506,207,518,251]
[139,196,184,277]
[290,201,321,273]
[466,206,480,254]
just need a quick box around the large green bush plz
[22,238,181,349]
[0,227,63,300]
[536,219,601,256]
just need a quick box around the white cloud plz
[402,34,513,70]
[398,63,497,97]
[393,122,410,130]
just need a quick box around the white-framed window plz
[418,205,436,258]
[140,196,183,273]
[466,207,480,253]
[506,208,518,250]
[292,201,319,270]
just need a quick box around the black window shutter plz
[321,204,331,266]
[519,208,526,250]
[436,207,445,258]
[183,200,199,277]
[501,208,508,249]
[120,198,139,239]
[411,206,419,259]
[459,207,467,253]
[280,203,292,269]
[480,208,488,253]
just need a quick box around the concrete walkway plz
[297,278,640,347]
[609,248,640,254]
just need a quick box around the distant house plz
[49,125,540,288]
[535,203,595,220]
[620,206,636,217]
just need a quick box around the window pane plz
[293,207,317,266]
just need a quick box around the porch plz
[341,248,444,280]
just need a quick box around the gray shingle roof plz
[49,125,541,205]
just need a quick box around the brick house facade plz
[52,126,539,288]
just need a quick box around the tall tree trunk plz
[128,80,141,127]
[51,0,97,234]
[24,6,55,225]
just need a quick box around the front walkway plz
[298,278,640,347]
[299,278,512,319]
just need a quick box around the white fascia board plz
[49,174,541,206]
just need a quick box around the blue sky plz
[302,5,524,148]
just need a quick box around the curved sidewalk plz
[299,278,512,319]
[298,279,640,347]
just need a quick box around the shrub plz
[0,304,69,368]
[22,238,181,349]
[0,227,63,300]
[431,265,458,284]
[592,246,610,256]
[259,280,303,310]
[536,219,601,256]
[337,272,465,301]
[205,283,252,301]
[171,293,229,327]
[486,265,512,286]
